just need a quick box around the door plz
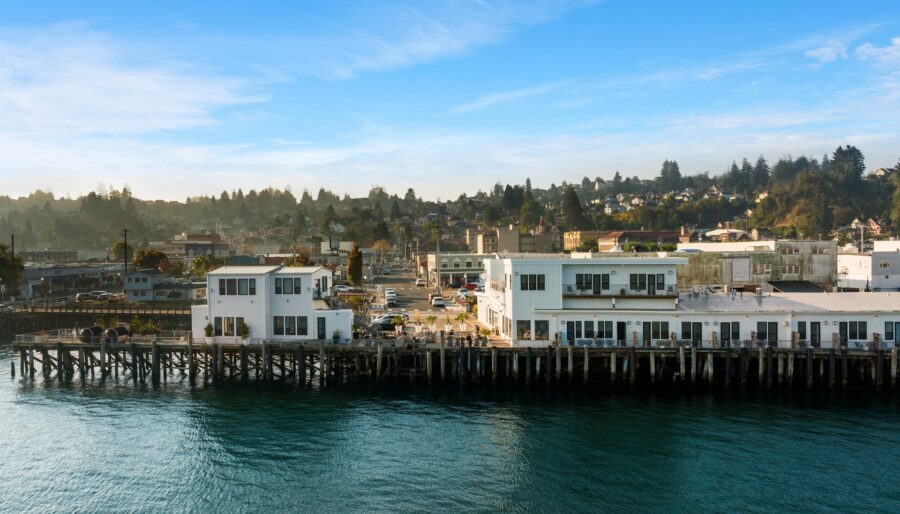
[317,317,326,339]
[592,274,603,294]
[566,321,575,343]
[616,321,626,346]
[767,322,778,345]
[647,278,656,296]
[810,322,821,347]
[692,322,702,345]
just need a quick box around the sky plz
[2,0,900,201]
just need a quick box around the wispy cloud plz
[450,79,573,114]
[0,23,261,136]
[856,37,900,70]
[282,1,596,80]
[805,38,850,63]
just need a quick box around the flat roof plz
[488,255,688,265]
[274,266,325,274]
[207,266,281,276]
[678,291,900,313]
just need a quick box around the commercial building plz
[156,232,232,265]
[476,226,555,254]
[190,265,352,344]
[837,240,900,291]
[674,240,836,289]
[426,252,492,287]
[563,230,606,251]
[596,231,681,252]
[476,254,900,349]
[124,269,204,302]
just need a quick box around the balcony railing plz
[562,284,677,298]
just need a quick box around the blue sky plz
[2,0,900,200]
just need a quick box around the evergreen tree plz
[752,156,770,191]
[562,186,592,229]
[389,199,402,220]
[347,243,363,285]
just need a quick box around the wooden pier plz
[11,331,899,393]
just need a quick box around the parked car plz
[475,285,485,293]
[383,288,396,295]
[457,288,468,297]
[0,303,15,313]
[431,297,446,308]
[75,292,99,303]
[386,299,398,308]
[415,278,425,287]
[333,285,353,293]
[464,283,478,290]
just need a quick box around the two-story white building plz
[190,265,353,344]
[477,255,900,349]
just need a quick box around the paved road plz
[369,270,464,319]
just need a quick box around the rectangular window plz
[219,279,226,295]
[886,321,895,341]
[516,320,531,340]
[657,274,665,290]
[214,317,223,336]
[275,277,283,294]
[642,322,651,343]
[223,317,235,336]
[575,273,586,290]
[757,321,768,341]
[797,321,807,341]
[294,278,302,294]
[298,316,308,336]
[534,320,549,340]
[880,261,891,269]
[839,322,848,342]
[731,322,740,342]
[638,274,647,291]
[584,321,595,339]
[682,321,692,340]
[274,316,284,335]
[537,274,545,290]
[629,274,638,290]
[238,278,249,295]
[575,321,583,339]
[286,316,296,336]
[226,279,237,295]
[249,278,256,295]
[520,274,545,291]
[721,322,731,342]
[521,274,528,291]
[601,274,610,290]
[528,274,537,291]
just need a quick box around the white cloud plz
[856,37,900,70]
[450,79,573,114]
[0,23,261,137]
[805,38,849,63]
[280,1,595,79]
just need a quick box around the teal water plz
[1,343,899,513]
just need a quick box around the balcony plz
[562,284,677,299]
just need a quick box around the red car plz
[463,283,478,291]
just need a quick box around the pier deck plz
[11,330,899,392]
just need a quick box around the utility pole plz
[435,219,442,296]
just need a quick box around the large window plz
[218,278,256,296]
[575,273,610,293]
[839,321,867,341]
[757,321,778,342]
[285,316,296,336]
[642,321,670,341]
[720,322,741,342]
[629,273,664,292]
[223,317,235,336]
[520,274,545,291]
[274,316,310,337]
[516,320,531,339]
[534,320,549,340]
[214,317,223,336]
[275,277,303,295]
[274,316,285,335]
[597,321,613,339]
[298,316,308,336]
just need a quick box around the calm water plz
[1,343,899,513]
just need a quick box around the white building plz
[426,252,492,287]
[477,255,900,348]
[837,241,900,291]
[190,266,353,344]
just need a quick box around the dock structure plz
[11,330,899,392]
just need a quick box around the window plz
[294,278,302,294]
[841,321,867,340]
[756,321,778,342]
[797,321,807,341]
[274,316,285,335]
[517,320,531,339]
[298,316,308,336]
[638,274,646,290]
[477,260,483,267]
[249,279,256,295]
[880,261,891,269]
[597,321,613,339]
[238,278,249,295]
[601,274,610,290]
[275,278,283,294]
[214,317,223,336]
[779,265,799,274]
[576,273,588,290]
[223,317,235,336]
[219,279,226,295]
[534,320,549,340]
[752,264,772,275]
[285,316,296,336]
[453,260,460,269]
[657,274,665,289]
[644,321,669,340]
[226,279,237,295]
[465,259,472,268]
[441,260,448,269]
[520,274,545,291]
[720,322,740,342]
[584,321,595,339]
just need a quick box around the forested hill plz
[1,145,898,252]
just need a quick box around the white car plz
[333,285,353,293]
[431,297,446,308]
[384,288,396,295]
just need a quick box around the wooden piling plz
[787,353,794,387]
[610,351,617,384]
[891,347,897,390]
[78,348,86,382]
[724,348,731,389]
[828,348,836,390]
[806,348,814,390]
[841,348,848,390]
[583,346,589,384]
[512,350,519,383]
[187,342,195,382]
[426,350,433,384]
[151,341,160,386]
[439,341,446,383]
[649,352,656,385]
[376,343,383,382]
[679,345,685,383]
[28,349,34,378]
[297,345,306,384]
[100,339,108,380]
[567,346,574,386]
[690,346,697,383]
[758,347,765,388]
[491,348,497,385]
[628,347,636,388]
[525,347,532,386]
[555,346,562,386]
[875,349,884,392]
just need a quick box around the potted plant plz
[332,329,342,343]
[238,320,250,340]
[204,322,213,342]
